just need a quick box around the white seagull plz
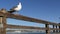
[8,2,22,13]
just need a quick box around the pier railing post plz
[53,25,55,33]
[45,24,50,34]
[56,25,58,33]
[0,9,7,34]
[59,23,60,32]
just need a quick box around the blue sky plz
[0,0,60,27]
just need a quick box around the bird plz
[8,2,22,13]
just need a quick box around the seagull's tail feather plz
[8,6,17,13]
[8,10,15,13]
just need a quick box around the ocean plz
[7,33,46,34]
[6,32,53,34]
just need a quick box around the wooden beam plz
[0,11,59,25]
[45,24,50,34]
[7,24,60,30]
[0,9,7,34]
[53,25,55,33]
[59,23,60,32]
[7,24,46,30]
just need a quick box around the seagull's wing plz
[8,2,22,13]
[8,6,17,13]
[10,6,17,10]
[8,10,15,13]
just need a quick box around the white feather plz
[14,2,22,11]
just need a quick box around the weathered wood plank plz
[7,24,60,30]
[7,24,46,30]
[0,9,7,34]
[0,12,59,25]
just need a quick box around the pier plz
[0,9,60,34]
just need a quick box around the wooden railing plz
[0,9,60,34]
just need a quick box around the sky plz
[0,0,60,27]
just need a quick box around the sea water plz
[7,33,45,34]
[6,32,53,34]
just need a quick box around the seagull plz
[8,2,22,13]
